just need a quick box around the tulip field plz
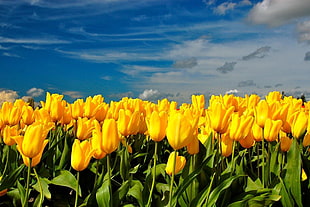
[1,91,310,206]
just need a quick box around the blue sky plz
[1,0,310,104]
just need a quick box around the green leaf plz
[127,180,143,207]
[50,170,81,196]
[33,177,52,200]
[203,175,244,207]
[96,179,110,207]
[0,164,26,191]
[112,180,130,207]
[283,138,302,207]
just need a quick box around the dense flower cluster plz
[0,91,310,206]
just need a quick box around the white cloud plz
[138,89,159,100]
[2,52,20,58]
[297,20,310,43]
[225,89,239,94]
[214,2,237,15]
[27,88,44,97]
[0,90,19,105]
[100,76,112,80]
[0,36,70,45]
[63,91,83,99]
[248,0,310,26]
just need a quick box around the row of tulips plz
[0,91,310,206]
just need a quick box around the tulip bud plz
[166,111,192,150]
[264,118,282,142]
[101,119,120,154]
[221,133,233,157]
[147,111,168,142]
[165,151,186,176]
[291,111,308,139]
[71,139,95,171]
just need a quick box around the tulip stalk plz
[74,171,80,207]
[262,128,265,188]
[147,141,158,207]
[168,150,177,207]
[23,158,32,207]
[33,168,44,206]
[107,154,113,207]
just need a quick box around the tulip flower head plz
[13,122,53,159]
[264,118,282,142]
[291,111,308,139]
[208,102,234,134]
[254,100,271,128]
[165,151,186,176]
[147,111,168,142]
[71,139,95,171]
[76,117,94,140]
[101,118,120,154]
[229,113,254,141]
[221,133,233,157]
[166,110,192,150]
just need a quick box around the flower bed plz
[0,91,310,206]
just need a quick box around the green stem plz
[262,128,265,188]
[74,171,80,207]
[146,141,158,207]
[230,141,236,175]
[107,154,113,207]
[94,159,99,189]
[189,154,197,202]
[33,168,44,206]
[23,158,32,207]
[168,150,177,207]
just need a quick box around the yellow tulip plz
[198,125,213,145]
[265,91,282,103]
[291,111,308,139]
[91,121,107,159]
[21,105,35,125]
[41,92,64,113]
[1,102,23,126]
[239,131,255,149]
[76,117,94,140]
[187,136,199,155]
[166,110,192,150]
[16,139,49,167]
[191,94,205,115]
[60,106,72,125]
[13,122,52,159]
[208,102,234,134]
[245,94,260,109]
[221,133,233,157]
[34,108,53,125]
[117,109,140,137]
[252,122,263,141]
[165,151,186,176]
[303,132,310,147]
[83,96,101,118]
[254,100,271,128]
[50,99,66,122]
[101,119,120,154]
[229,113,254,141]
[263,118,282,142]
[279,131,292,152]
[147,111,168,142]
[2,125,20,146]
[71,99,84,119]
[71,139,95,171]
[94,103,109,122]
